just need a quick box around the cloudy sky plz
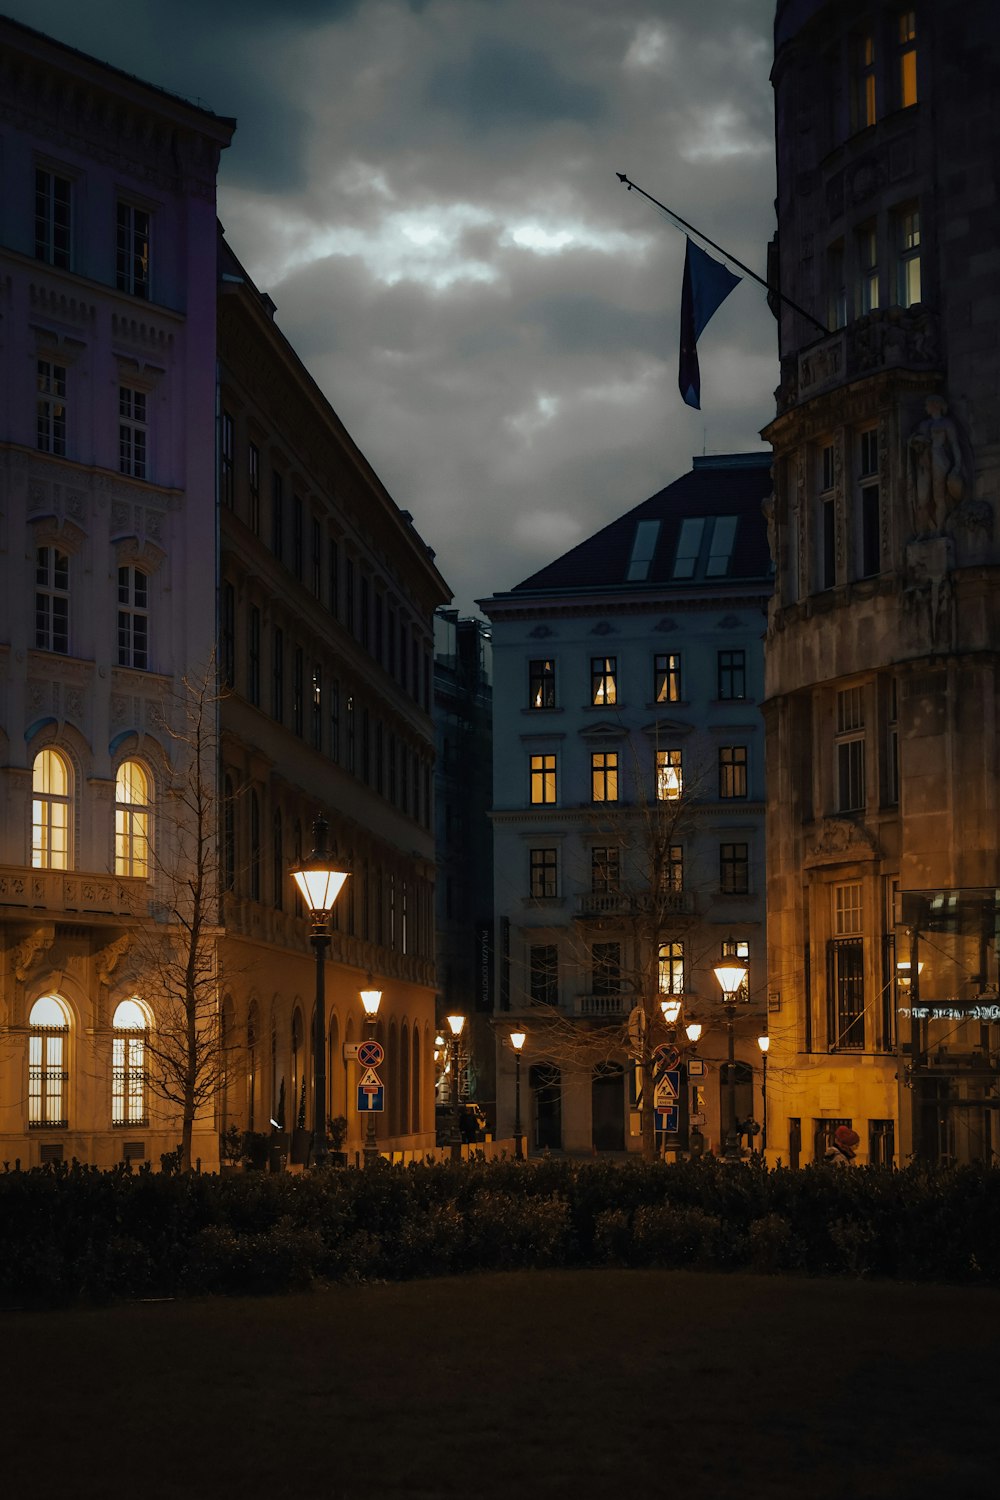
[11,0,779,612]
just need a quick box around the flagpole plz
[616,172,829,338]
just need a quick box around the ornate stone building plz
[763,0,1000,1164]
[0,17,448,1170]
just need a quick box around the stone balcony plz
[574,889,695,921]
[570,991,635,1019]
[0,865,146,918]
[777,305,941,415]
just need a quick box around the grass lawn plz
[3,1269,998,1499]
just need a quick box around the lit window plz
[529,847,558,898]
[529,659,555,710]
[35,168,72,268]
[830,883,865,1049]
[673,518,704,579]
[112,999,150,1127]
[719,746,748,799]
[852,32,876,131]
[116,201,150,298]
[32,748,71,870]
[35,546,69,653]
[115,760,151,878]
[37,360,67,456]
[898,11,917,108]
[837,686,866,811]
[718,649,746,700]
[720,842,749,894]
[591,751,619,803]
[895,205,921,308]
[706,516,738,576]
[530,754,557,805]
[654,653,682,704]
[28,995,70,1128]
[658,941,684,995]
[627,519,661,581]
[118,567,149,669]
[857,221,879,314]
[591,657,617,706]
[656,748,682,801]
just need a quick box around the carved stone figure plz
[909,395,965,536]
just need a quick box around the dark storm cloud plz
[427,36,605,131]
[4,0,780,609]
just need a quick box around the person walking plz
[824,1125,860,1167]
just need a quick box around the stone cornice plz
[481,589,772,624]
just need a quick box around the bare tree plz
[119,661,229,1170]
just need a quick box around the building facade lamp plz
[713,956,749,1000]
[288,814,349,1170]
[290,815,350,917]
[360,986,382,1018]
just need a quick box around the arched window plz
[249,791,261,901]
[388,1019,399,1135]
[412,1027,421,1134]
[400,1022,410,1140]
[29,994,70,1127]
[115,760,151,877]
[112,998,150,1126]
[32,748,71,869]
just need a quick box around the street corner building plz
[480,454,773,1158]
[0,17,449,1171]
[762,0,1000,1165]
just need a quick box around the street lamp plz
[510,1031,526,1161]
[685,1021,703,1044]
[757,1035,770,1154]
[660,997,682,1027]
[713,952,749,1162]
[290,814,349,1169]
[359,983,382,1168]
[446,1014,465,1161]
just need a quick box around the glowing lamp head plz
[446,1014,465,1037]
[660,998,682,1025]
[290,814,350,915]
[510,1031,526,1052]
[757,1035,770,1054]
[360,987,382,1018]
[714,955,749,1000]
[685,1022,703,1043]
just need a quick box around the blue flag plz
[678,238,741,410]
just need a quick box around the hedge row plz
[2,1156,999,1305]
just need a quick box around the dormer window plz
[672,518,704,579]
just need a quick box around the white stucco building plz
[481,454,773,1156]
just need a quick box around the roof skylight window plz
[672,517,704,578]
[706,515,738,575]
[626,519,661,581]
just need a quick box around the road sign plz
[655,1106,679,1132]
[343,1043,361,1060]
[654,1068,680,1107]
[358,1039,384,1068]
[687,1057,705,1078]
[358,1065,384,1113]
[690,1111,706,1126]
[653,1042,680,1071]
